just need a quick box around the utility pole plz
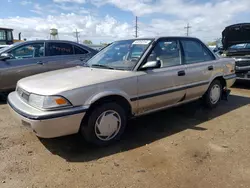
[184,23,191,36]
[74,29,80,43]
[135,16,138,38]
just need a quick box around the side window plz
[9,43,44,59]
[74,46,88,54]
[181,40,215,64]
[147,40,181,68]
[48,43,73,56]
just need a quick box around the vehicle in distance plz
[8,36,236,146]
[0,40,97,92]
[0,27,14,45]
[221,23,250,80]
[0,45,9,49]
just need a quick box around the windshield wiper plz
[91,64,115,69]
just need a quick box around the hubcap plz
[95,110,121,141]
[210,84,221,104]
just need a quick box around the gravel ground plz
[0,81,250,188]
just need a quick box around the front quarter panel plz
[60,76,138,114]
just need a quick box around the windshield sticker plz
[132,40,151,45]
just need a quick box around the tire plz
[203,80,222,108]
[80,102,127,146]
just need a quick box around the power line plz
[184,23,191,36]
[73,29,80,43]
[135,16,138,38]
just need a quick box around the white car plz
[0,45,9,49]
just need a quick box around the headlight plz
[29,94,72,109]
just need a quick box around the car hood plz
[222,23,250,50]
[18,66,136,95]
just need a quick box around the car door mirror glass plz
[141,60,161,70]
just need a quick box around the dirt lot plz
[0,82,250,188]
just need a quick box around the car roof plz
[20,40,84,44]
[113,36,200,42]
[0,40,98,53]
[0,27,13,31]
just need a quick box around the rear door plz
[179,38,216,100]
[45,42,90,71]
[0,42,49,91]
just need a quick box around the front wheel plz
[203,80,222,108]
[80,102,127,146]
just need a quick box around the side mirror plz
[141,60,161,70]
[0,53,12,61]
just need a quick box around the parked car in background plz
[221,23,250,80]
[0,40,97,93]
[0,45,9,49]
[8,36,236,146]
[213,38,223,54]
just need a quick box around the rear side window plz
[180,40,215,64]
[48,43,73,56]
[74,46,88,54]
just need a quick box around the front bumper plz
[8,92,88,138]
[224,73,236,87]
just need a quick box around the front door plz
[179,39,217,100]
[136,39,188,114]
[0,42,48,91]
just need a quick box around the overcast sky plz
[1,0,250,44]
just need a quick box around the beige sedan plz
[8,36,236,146]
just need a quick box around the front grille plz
[235,59,250,67]
[16,87,30,102]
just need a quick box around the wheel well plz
[82,95,132,126]
[214,76,226,89]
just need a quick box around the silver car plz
[0,40,97,93]
[8,37,236,146]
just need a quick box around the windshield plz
[87,39,153,70]
[229,43,250,49]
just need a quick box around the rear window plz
[74,46,88,54]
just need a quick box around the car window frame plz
[46,42,74,57]
[137,37,184,70]
[7,42,46,60]
[73,45,90,55]
[179,38,216,65]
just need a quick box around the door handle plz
[208,65,214,71]
[37,61,44,65]
[178,70,186,76]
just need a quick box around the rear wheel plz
[203,80,222,108]
[80,102,127,146]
